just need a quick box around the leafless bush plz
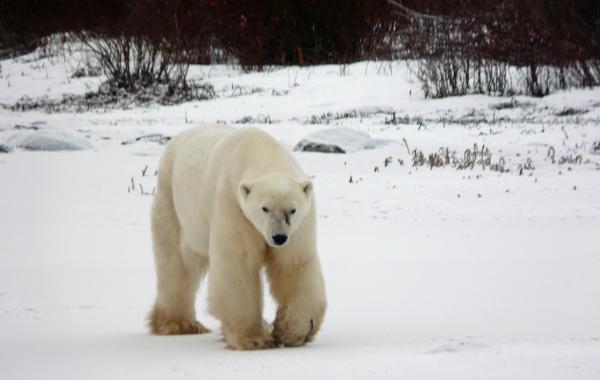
[414,57,513,98]
[82,35,193,95]
[394,1,600,98]
[414,56,470,98]
[481,60,510,95]
[522,63,600,96]
[413,58,600,98]
[569,60,600,88]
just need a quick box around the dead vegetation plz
[232,114,276,125]
[128,165,158,196]
[556,107,588,117]
[10,80,215,113]
[406,143,507,172]
[304,108,389,125]
[558,154,583,165]
[374,142,587,175]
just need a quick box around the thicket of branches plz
[73,1,214,95]
[393,0,600,97]
[0,0,398,65]
[1,0,599,97]
[214,0,397,68]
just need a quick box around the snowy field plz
[1,48,600,379]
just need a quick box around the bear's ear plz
[300,179,313,197]
[239,181,252,199]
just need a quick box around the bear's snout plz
[272,234,288,246]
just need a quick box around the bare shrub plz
[413,57,600,98]
[393,1,600,98]
[82,35,192,94]
[74,0,218,101]
[569,60,600,88]
[415,58,515,98]
[414,56,471,98]
[481,60,510,95]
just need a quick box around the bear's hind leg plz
[148,192,210,335]
[149,250,210,335]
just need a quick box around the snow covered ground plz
[1,47,600,379]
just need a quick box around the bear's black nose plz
[272,234,288,246]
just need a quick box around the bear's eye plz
[290,208,296,214]
[262,207,269,213]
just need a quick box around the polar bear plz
[148,124,327,350]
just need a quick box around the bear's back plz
[218,127,305,182]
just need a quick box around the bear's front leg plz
[268,255,327,347]
[208,242,275,350]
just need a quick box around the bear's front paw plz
[225,334,277,350]
[272,306,322,347]
[223,322,277,350]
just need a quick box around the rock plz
[294,127,376,154]
[0,144,14,153]
[13,131,94,151]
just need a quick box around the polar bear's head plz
[238,174,313,248]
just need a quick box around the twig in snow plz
[547,146,556,164]
[402,137,410,155]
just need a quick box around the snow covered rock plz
[293,127,376,154]
[12,131,94,151]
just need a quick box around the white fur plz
[149,124,327,350]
